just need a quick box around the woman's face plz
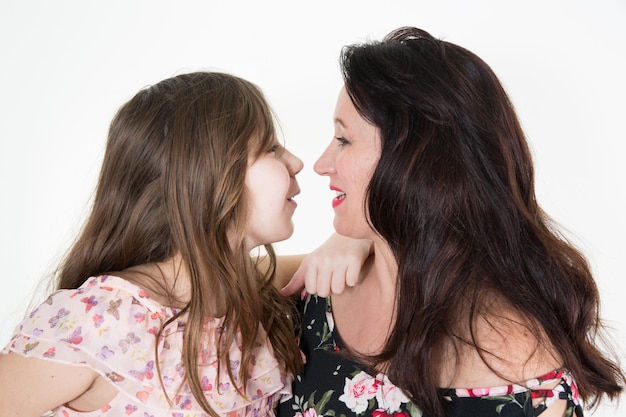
[245,142,303,249]
[314,87,381,239]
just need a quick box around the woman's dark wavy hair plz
[341,26,624,416]
[54,72,302,416]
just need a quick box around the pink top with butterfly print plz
[1,275,291,417]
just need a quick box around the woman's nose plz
[314,143,334,176]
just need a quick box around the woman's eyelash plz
[268,144,279,153]
[335,136,349,146]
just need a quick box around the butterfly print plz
[43,347,56,358]
[251,388,264,400]
[129,360,154,381]
[135,385,153,403]
[107,299,123,320]
[28,306,40,318]
[175,362,185,377]
[161,375,174,388]
[80,295,98,312]
[177,397,193,410]
[48,308,69,327]
[201,375,213,392]
[96,345,115,361]
[92,313,104,328]
[119,332,140,353]
[106,371,125,382]
[61,327,83,345]
[7,274,295,416]
[70,288,85,298]
[23,342,39,354]
[134,312,146,323]
[200,344,214,364]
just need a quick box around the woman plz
[279,27,625,417]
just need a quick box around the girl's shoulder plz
[2,275,175,364]
[35,274,174,322]
[2,275,179,409]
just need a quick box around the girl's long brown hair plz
[54,72,302,416]
[341,27,624,417]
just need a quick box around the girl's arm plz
[0,351,98,416]
[275,233,373,297]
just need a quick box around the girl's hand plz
[279,234,372,297]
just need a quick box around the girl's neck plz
[116,254,192,309]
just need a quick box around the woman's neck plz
[369,238,398,294]
[330,238,398,357]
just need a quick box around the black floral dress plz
[278,294,584,417]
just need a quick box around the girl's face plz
[244,142,303,249]
[314,87,381,239]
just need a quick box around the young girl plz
[0,71,306,417]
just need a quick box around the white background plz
[1,1,624,414]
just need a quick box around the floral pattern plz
[278,295,584,417]
[2,275,290,416]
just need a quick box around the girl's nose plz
[286,150,304,176]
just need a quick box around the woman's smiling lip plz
[330,185,346,208]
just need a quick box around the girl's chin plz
[273,225,295,243]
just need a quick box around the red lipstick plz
[330,186,346,208]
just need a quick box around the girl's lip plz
[288,186,301,200]
[287,189,299,208]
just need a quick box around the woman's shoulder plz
[440,305,563,389]
[441,369,582,417]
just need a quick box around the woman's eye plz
[268,144,279,153]
[335,136,350,147]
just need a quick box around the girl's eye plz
[268,144,279,153]
[335,136,350,147]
